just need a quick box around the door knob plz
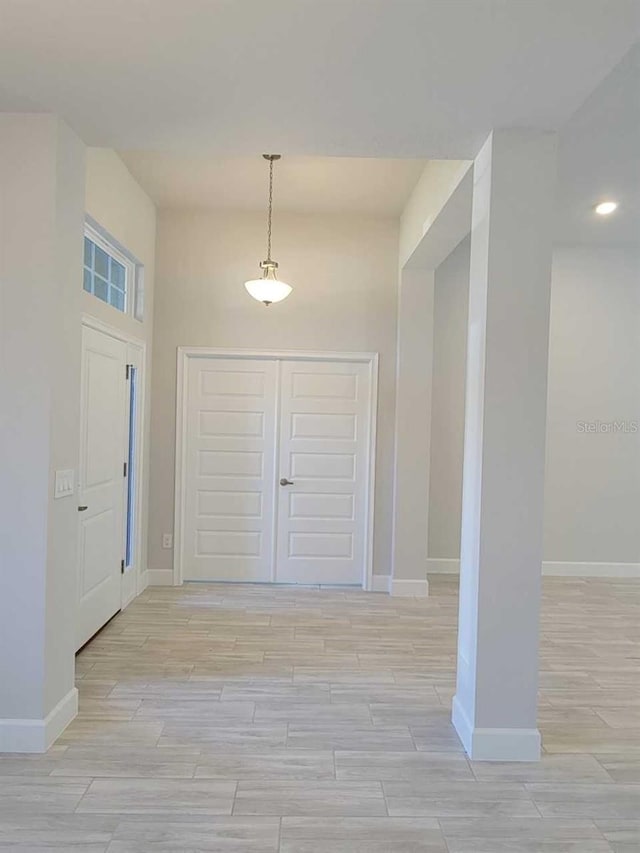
[279,478,294,486]
[78,505,88,512]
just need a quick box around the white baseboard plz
[147,569,175,586]
[452,695,541,762]
[542,561,640,578]
[0,687,78,754]
[371,575,391,593]
[121,591,136,608]
[426,558,460,574]
[390,578,429,597]
[138,568,150,594]
[366,575,432,596]
[121,582,138,609]
[427,558,640,579]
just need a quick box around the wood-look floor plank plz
[76,778,237,815]
[106,816,280,852]
[280,816,447,852]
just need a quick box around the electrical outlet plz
[162,533,173,549]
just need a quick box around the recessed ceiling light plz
[594,201,618,216]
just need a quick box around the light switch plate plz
[54,469,75,499]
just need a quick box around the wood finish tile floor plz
[1,576,639,851]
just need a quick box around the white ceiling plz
[555,43,639,246]
[0,1,638,159]
[118,154,427,215]
[118,43,639,244]
[0,1,637,242]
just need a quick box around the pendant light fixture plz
[244,154,293,306]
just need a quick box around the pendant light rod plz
[263,154,281,262]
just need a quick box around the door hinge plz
[121,559,125,574]
[123,461,128,478]
[126,364,131,380]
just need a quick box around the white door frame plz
[174,347,379,590]
[81,314,147,606]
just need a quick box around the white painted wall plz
[85,149,156,342]
[428,236,470,561]
[84,149,156,591]
[427,243,640,571]
[0,115,84,749]
[149,210,399,582]
[544,246,640,566]
[399,160,471,268]
[391,269,434,593]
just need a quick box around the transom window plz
[83,223,142,319]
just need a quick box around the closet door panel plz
[183,358,277,581]
[275,360,371,585]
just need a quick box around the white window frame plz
[83,221,142,321]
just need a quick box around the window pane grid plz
[83,234,129,314]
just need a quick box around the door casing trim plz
[174,347,379,591]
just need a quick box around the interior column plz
[453,129,557,761]
[390,268,434,596]
[0,115,85,752]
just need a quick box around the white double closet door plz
[182,355,374,586]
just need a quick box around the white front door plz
[181,355,373,586]
[77,325,127,648]
[183,357,278,582]
[275,360,371,585]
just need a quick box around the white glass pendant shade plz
[244,260,292,306]
[244,278,292,305]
